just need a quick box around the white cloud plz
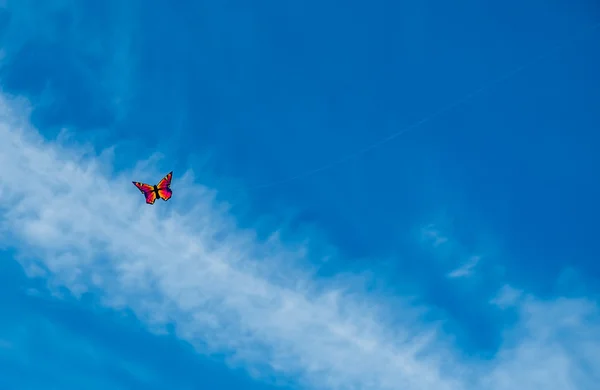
[447,255,481,278]
[420,224,483,279]
[482,296,600,389]
[490,285,523,308]
[421,224,449,247]
[0,93,599,389]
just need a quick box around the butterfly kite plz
[132,171,173,205]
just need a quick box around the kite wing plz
[133,181,158,204]
[156,171,173,201]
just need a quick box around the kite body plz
[133,171,173,205]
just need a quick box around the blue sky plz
[0,0,599,389]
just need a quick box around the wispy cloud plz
[421,223,484,280]
[447,255,481,279]
[490,285,523,308]
[0,94,599,389]
[421,224,449,248]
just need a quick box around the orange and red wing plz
[133,181,157,204]
[156,171,173,201]
[157,187,172,201]
[156,171,172,189]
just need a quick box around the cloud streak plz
[0,93,599,389]
[421,224,449,248]
[448,256,481,279]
